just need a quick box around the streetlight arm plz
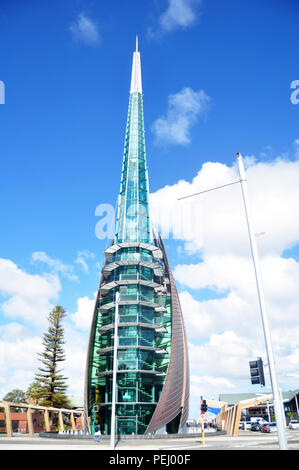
[177,180,241,201]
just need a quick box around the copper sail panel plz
[145,235,189,434]
[83,272,105,432]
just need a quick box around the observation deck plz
[100,279,161,295]
[104,242,163,259]
[98,299,167,314]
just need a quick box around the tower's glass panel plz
[115,93,151,244]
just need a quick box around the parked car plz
[288,420,299,430]
[239,420,251,430]
[260,423,270,433]
[267,423,277,433]
[250,422,261,431]
[261,422,277,433]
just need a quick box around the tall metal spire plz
[130,35,142,94]
[115,38,151,244]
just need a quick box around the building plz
[219,389,299,422]
[84,39,189,435]
[0,410,44,434]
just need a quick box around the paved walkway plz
[0,430,298,451]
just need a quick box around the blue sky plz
[1,0,299,419]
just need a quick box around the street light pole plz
[236,152,288,450]
[266,401,271,423]
[177,152,288,450]
[111,290,120,450]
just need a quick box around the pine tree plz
[35,306,71,408]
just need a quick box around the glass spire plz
[115,39,151,244]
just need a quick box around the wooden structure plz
[214,394,273,436]
[0,401,85,437]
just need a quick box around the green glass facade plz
[115,91,151,244]
[86,244,172,434]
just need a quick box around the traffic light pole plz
[201,414,205,444]
[236,153,288,450]
[200,397,206,445]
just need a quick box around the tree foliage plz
[34,306,71,408]
[25,381,43,405]
[2,389,27,403]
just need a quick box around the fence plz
[0,401,84,437]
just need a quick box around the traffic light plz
[201,399,208,413]
[249,357,265,386]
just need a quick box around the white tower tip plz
[130,37,142,94]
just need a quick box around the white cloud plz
[63,326,89,397]
[150,157,299,255]
[0,319,89,400]
[176,252,299,399]
[176,255,299,311]
[190,374,235,398]
[150,151,299,403]
[160,0,199,31]
[0,257,93,399]
[0,258,61,327]
[152,87,210,145]
[69,13,100,46]
[179,290,251,340]
[189,374,235,417]
[0,322,32,341]
[148,0,201,37]
[32,251,78,281]
[0,323,42,397]
[70,294,96,330]
[189,332,262,379]
[74,250,95,274]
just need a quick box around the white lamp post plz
[178,152,288,450]
[236,152,288,450]
[110,286,127,450]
